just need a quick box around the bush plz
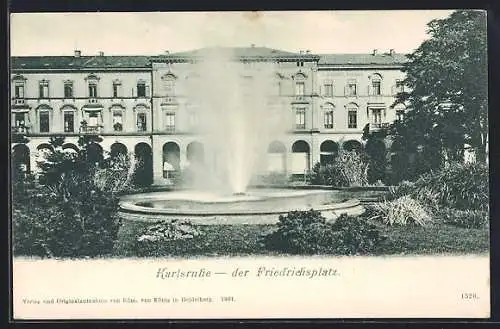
[308,150,370,187]
[12,188,121,258]
[413,162,489,211]
[438,208,489,229]
[387,162,489,214]
[134,220,203,257]
[12,137,135,258]
[261,210,388,255]
[365,195,433,227]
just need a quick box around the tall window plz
[324,110,334,129]
[14,83,25,98]
[347,80,357,96]
[165,112,175,132]
[137,113,147,131]
[395,79,404,93]
[295,82,305,96]
[39,81,49,98]
[323,81,333,97]
[396,110,405,121]
[113,111,123,131]
[372,80,381,95]
[87,112,99,126]
[14,113,26,127]
[88,82,98,98]
[162,74,176,96]
[63,112,74,132]
[348,110,357,129]
[295,108,306,129]
[64,81,73,98]
[372,109,382,125]
[39,111,50,132]
[137,82,146,98]
[113,81,121,98]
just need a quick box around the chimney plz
[389,49,395,56]
[251,44,255,48]
[372,49,378,56]
[98,51,104,56]
[74,50,81,57]
[306,50,311,54]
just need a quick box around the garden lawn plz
[113,219,489,258]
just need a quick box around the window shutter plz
[319,86,322,96]
[146,85,151,97]
[391,85,396,95]
[367,85,371,96]
[132,87,136,98]
[344,85,348,96]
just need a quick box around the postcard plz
[10,10,490,320]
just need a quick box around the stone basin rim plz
[119,198,362,216]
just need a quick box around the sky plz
[10,10,456,56]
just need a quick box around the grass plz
[113,218,489,258]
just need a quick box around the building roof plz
[318,53,408,65]
[152,46,319,61]
[10,49,409,70]
[10,55,151,70]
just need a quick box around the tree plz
[392,10,488,164]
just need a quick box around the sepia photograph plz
[10,10,490,320]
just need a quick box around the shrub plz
[261,210,388,255]
[135,220,202,257]
[413,162,489,211]
[365,195,433,227]
[438,208,489,229]
[12,188,121,258]
[307,150,370,187]
[12,137,133,258]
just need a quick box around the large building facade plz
[10,47,407,185]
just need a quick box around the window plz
[39,111,50,132]
[87,112,99,126]
[372,80,381,95]
[14,83,25,98]
[295,108,306,129]
[395,79,404,93]
[295,82,305,96]
[296,61,304,67]
[324,81,333,97]
[63,112,74,132]
[347,80,357,96]
[324,110,334,129]
[396,110,405,121]
[137,113,147,131]
[348,110,357,129]
[113,81,121,98]
[14,113,26,127]
[39,81,49,98]
[137,82,146,98]
[64,82,73,98]
[165,112,175,132]
[88,82,98,98]
[113,111,123,131]
[372,109,383,125]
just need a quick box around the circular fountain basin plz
[119,188,368,225]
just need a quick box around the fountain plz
[119,47,375,224]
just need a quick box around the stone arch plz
[187,141,205,164]
[110,142,128,158]
[12,143,31,175]
[267,141,287,173]
[162,142,181,176]
[134,143,153,186]
[343,140,363,153]
[320,140,339,165]
[86,142,104,165]
[291,140,310,174]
